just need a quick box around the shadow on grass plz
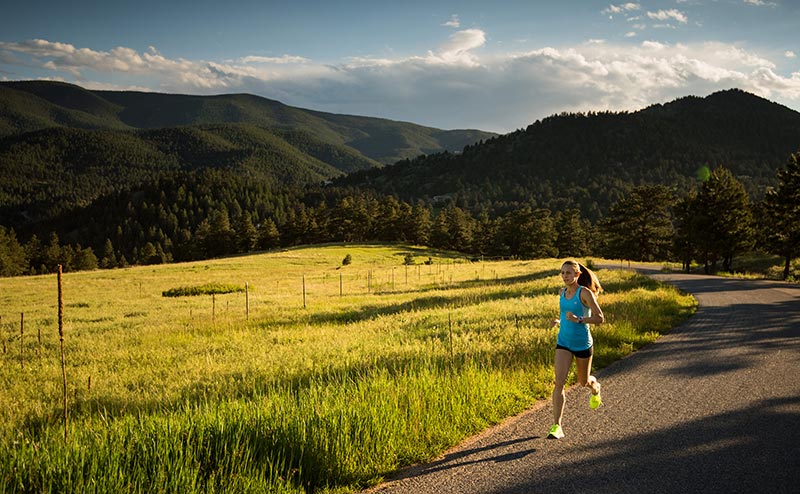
[270,269,560,328]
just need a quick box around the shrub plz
[162,283,245,297]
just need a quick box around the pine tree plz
[100,238,117,269]
[760,151,800,280]
[139,242,158,265]
[73,246,98,271]
[258,218,281,250]
[696,168,754,272]
[555,209,592,258]
[409,201,432,246]
[600,185,675,262]
[0,226,27,277]
[43,232,63,273]
[234,214,258,253]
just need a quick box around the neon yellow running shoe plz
[547,424,564,439]
[590,392,602,410]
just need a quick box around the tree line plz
[0,151,798,280]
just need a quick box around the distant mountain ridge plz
[0,80,496,165]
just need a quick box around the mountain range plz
[1,81,799,239]
[0,80,494,225]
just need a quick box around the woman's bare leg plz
[575,355,600,394]
[552,349,573,426]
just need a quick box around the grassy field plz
[0,244,696,493]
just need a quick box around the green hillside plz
[0,81,497,164]
[0,83,131,136]
[338,89,800,219]
[0,123,352,224]
[0,80,495,226]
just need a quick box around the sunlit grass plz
[0,244,696,493]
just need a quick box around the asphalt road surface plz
[369,268,800,494]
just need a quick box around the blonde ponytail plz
[562,260,603,294]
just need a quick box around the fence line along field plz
[0,244,696,494]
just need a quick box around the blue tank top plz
[558,285,593,351]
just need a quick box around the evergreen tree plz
[24,234,43,274]
[373,196,401,241]
[138,242,158,265]
[43,232,63,273]
[674,192,699,273]
[677,168,755,273]
[521,208,558,258]
[444,203,474,251]
[600,185,675,262]
[497,207,557,258]
[555,209,592,259]
[472,210,498,257]
[234,214,258,253]
[206,209,236,257]
[409,201,432,246]
[759,151,800,279]
[257,218,281,250]
[100,238,117,269]
[696,168,754,272]
[430,209,450,249]
[0,226,27,277]
[73,246,99,271]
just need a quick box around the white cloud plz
[602,3,641,15]
[625,32,638,38]
[647,9,688,23]
[744,0,777,6]
[239,55,310,64]
[433,29,486,66]
[2,36,800,133]
[442,15,460,28]
[785,51,796,58]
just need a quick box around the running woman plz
[547,260,604,439]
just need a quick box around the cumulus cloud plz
[785,51,796,58]
[602,3,641,15]
[2,35,799,132]
[431,29,486,65]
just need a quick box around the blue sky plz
[1,0,798,133]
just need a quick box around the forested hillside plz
[0,81,494,227]
[0,81,495,164]
[338,89,800,219]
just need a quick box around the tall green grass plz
[0,245,696,493]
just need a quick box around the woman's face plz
[561,264,580,285]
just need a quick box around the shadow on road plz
[496,396,800,494]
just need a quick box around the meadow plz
[0,244,696,493]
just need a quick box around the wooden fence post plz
[58,265,68,442]
[20,312,24,369]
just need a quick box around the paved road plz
[369,269,800,494]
